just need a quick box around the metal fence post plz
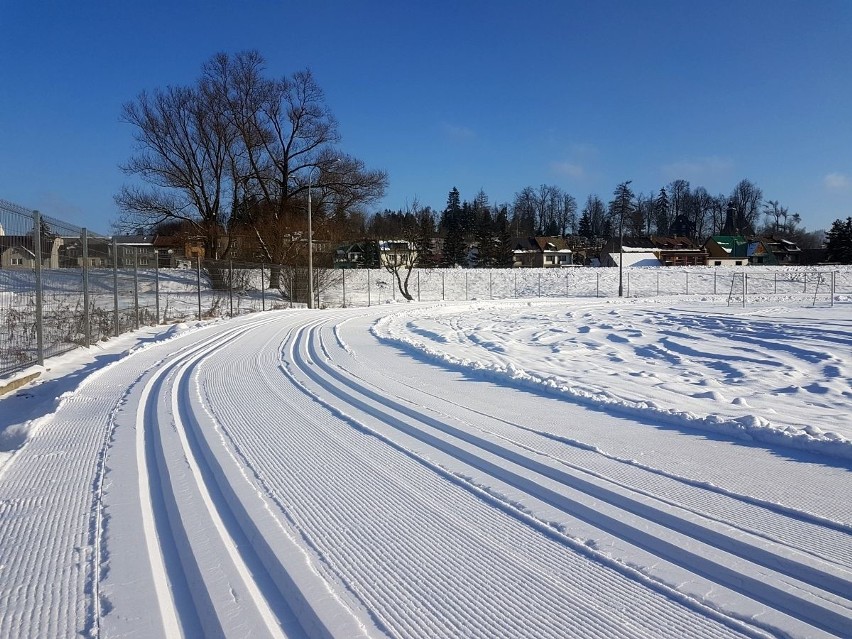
[596,272,600,297]
[538,272,542,297]
[367,269,371,307]
[465,272,468,301]
[685,272,689,295]
[82,228,91,346]
[514,272,517,298]
[196,256,202,320]
[742,272,747,308]
[133,248,140,329]
[342,268,347,307]
[657,270,660,296]
[112,237,119,336]
[714,269,717,295]
[831,271,836,307]
[260,263,266,311]
[441,271,445,301]
[417,269,421,302]
[489,270,493,299]
[154,249,160,324]
[229,259,234,317]
[33,211,45,365]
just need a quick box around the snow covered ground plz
[0,295,850,638]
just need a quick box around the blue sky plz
[1,0,850,234]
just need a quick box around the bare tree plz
[117,50,387,295]
[559,193,578,236]
[379,200,422,301]
[729,179,763,234]
[116,84,234,258]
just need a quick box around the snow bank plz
[372,299,852,461]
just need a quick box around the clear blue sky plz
[1,0,850,234]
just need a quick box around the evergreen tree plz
[578,210,593,239]
[440,187,462,231]
[825,217,852,264]
[654,188,670,235]
[414,207,437,268]
[610,182,636,236]
[495,206,514,267]
[362,240,380,268]
[440,187,467,267]
[473,207,495,267]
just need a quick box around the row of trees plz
[365,177,823,273]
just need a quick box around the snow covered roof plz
[609,251,662,267]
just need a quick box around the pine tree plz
[654,187,669,235]
[610,181,635,240]
[825,217,852,264]
[578,211,593,239]
[473,207,495,267]
[495,207,514,267]
[414,207,437,268]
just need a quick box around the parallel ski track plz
[136,327,283,636]
[219,313,765,639]
[355,318,852,565]
[186,311,759,638]
[134,313,374,638]
[287,312,851,638]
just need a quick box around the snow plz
[0,294,850,638]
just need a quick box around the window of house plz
[735,261,743,265]
[11,257,23,266]
[714,261,722,266]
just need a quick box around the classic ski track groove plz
[286,312,851,638]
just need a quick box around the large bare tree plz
[116,84,234,258]
[117,50,387,290]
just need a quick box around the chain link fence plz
[2,198,849,378]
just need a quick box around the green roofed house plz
[704,236,778,267]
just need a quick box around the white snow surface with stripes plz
[1,296,850,638]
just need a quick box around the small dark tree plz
[494,206,514,267]
[473,206,495,267]
[578,210,593,239]
[653,188,670,235]
[414,206,437,268]
[825,217,852,264]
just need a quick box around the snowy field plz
[0,295,850,638]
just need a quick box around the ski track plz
[0,304,850,638]
[199,316,756,638]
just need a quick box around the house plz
[334,241,372,269]
[649,236,707,266]
[757,235,802,265]
[512,237,573,268]
[601,236,707,267]
[0,235,63,269]
[112,235,158,268]
[153,234,205,267]
[378,240,417,268]
[601,237,660,267]
[58,236,112,268]
[704,236,777,266]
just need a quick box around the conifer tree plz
[825,217,852,264]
